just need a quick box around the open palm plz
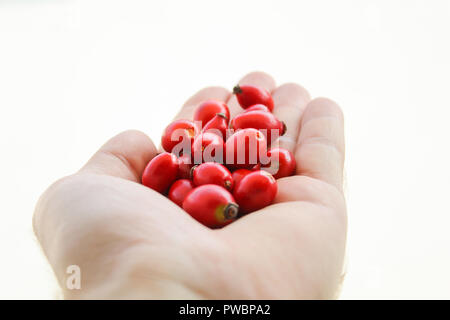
[34,72,346,299]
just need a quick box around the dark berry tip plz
[282,121,287,136]
[216,112,228,120]
[233,85,242,95]
[224,180,232,190]
[189,165,198,179]
[224,203,239,220]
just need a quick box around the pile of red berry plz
[141,84,296,228]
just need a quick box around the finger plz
[274,175,346,214]
[271,83,311,152]
[295,98,345,190]
[174,86,230,121]
[227,71,277,119]
[79,130,158,182]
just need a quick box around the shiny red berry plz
[182,184,239,228]
[225,128,267,170]
[233,85,274,112]
[244,104,270,113]
[194,100,230,127]
[161,119,198,154]
[262,147,296,179]
[230,110,285,145]
[192,132,224,164]
[192,162,233,191]
[202,112,228,140]
[233,171,277,214]
[168,179,195,207]
[178,154,193,179]
[231,169,252,189]
[142,152,179,194]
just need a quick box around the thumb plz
[79,130,157,182]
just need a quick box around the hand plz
[33,72,346,299]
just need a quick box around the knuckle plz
[115,130,151,145]
[196,86,229,97]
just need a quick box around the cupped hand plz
[33,72,346,299]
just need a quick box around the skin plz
[33,72,346,299]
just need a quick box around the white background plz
[1,0,449,299]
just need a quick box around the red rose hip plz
[161,119,198,154]
[192,132,224,164]
[168,179,195,207]
[233,85,274,112]
[244,104,270,113]
[262,147,296,179]
[182,184,239,228]
[194,100,230,127]
[202,112,228,140]
[178,154,193,179]
[233,171,277,214]
[225,128,267,170]
[192,162,233,191]
[230,110,285,145]
[142,152,179,194]
[231,169,252,188]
